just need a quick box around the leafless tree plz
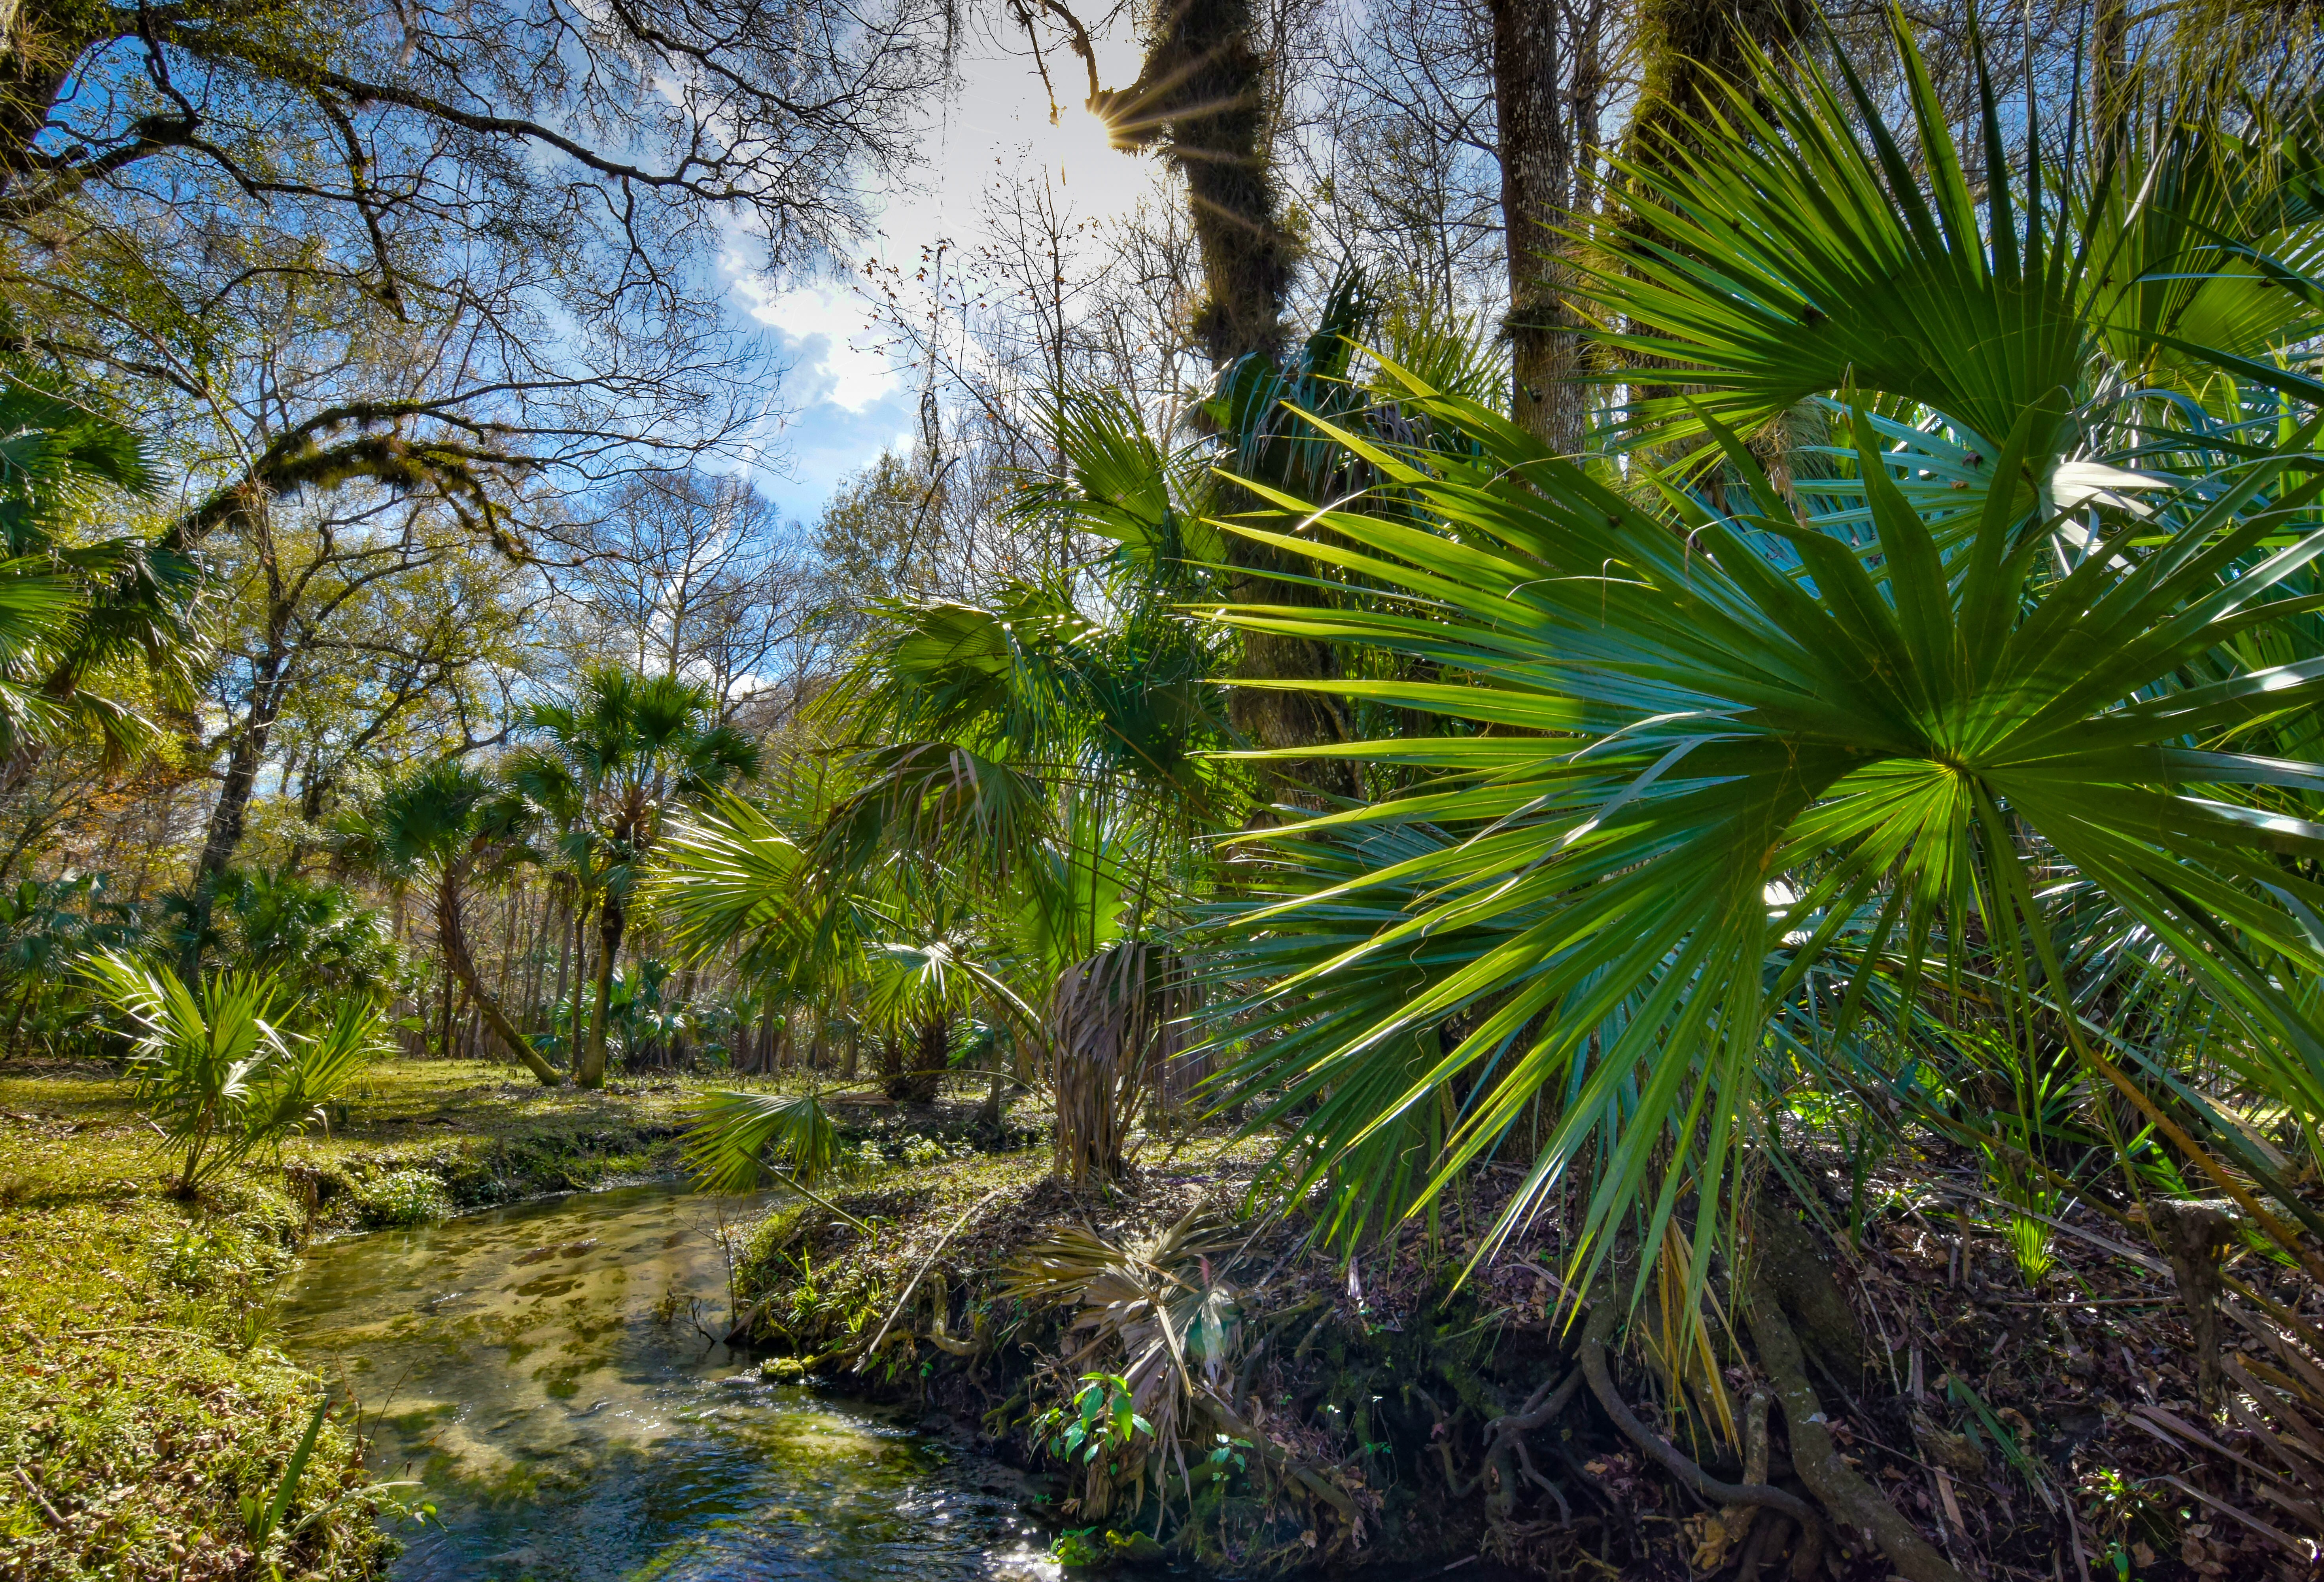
[559,471,828,717]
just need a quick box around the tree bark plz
[1099,0,1356,804]
[578,890,625,1088]
[182,653,287,978]
[437,863,562,1084]
[1099,0,1293,367]
[1490,0,1584,450]
[1753,1193,1868,1389]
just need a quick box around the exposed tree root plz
[1577,1300,1822,1533]
[1744,1269,1967,1582]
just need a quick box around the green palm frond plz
[683,1088,847,1194]
[1201,364,2324,1298]
[650,793,828,984]
[1021,389,1224,569]
[86,952,370,1192]
[1585,14,2092,467]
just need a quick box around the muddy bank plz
[726,1133,2287,1581]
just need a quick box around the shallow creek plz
[281,1180,1060,1582]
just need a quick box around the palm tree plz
[0,380,201,791]
[360,759,562,1086]
[1203,13,2324,1321]
[509,668,758,1088]
[1175,30,2324,1574]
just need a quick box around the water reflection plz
[282,1181,1059,1582]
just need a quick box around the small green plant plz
[1036,1373,1152,1468]
[1051,1527,1107,1567]
[158,1226,257,1292]
[900,1132,968,1167]
[241,1394,328,1546]
[1992,1162,2062,1287]
[355,1169,453,1228]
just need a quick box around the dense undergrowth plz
[2,1051,2306,1581]
[727,1102,2298,1582]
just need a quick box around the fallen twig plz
[13,1465,66,1528]
[851,1187,1005,1372]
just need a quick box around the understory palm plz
[88,952,384,1195]
[1204,19,2324,1304]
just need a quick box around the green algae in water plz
[282,1180,1058,1582]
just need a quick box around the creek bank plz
[726,1127,2290,1580]
[0,1056,723,1581]
[726,1142,1622,1575]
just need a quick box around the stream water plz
[281,1180,1062,1582]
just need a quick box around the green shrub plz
[900,1132,968,1167]
[354,1169,452,1228]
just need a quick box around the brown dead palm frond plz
[1049,940,1191,1184]
[1006,1211,1249,1517]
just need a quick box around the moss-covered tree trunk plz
[1102,0,1352,802]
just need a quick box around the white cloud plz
[735,273,900,414]
[728,23,1171,526]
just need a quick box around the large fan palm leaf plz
[1204,368,2324,1295]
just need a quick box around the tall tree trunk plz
[2092,0,2130,176]
[578,892,626,1088]
[183,656,288,979]
[438,865,562,1085]
[437,952,455,1058]
[1491,0,1584,450]
[1103,0,1361,804]
[553,882,576,1032]
[1618,0,1810,414]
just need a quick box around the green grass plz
[0,1055,728,1580]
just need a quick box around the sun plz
[1034,100,1139,210]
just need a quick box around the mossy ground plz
[0,1054,728,1581]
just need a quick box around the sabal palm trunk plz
[578,893,625,1088]
[439,867,562,1086]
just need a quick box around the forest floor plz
[0,1053,725,1582]
[725,1119,2312,1582]
[6,1053,2310,1582]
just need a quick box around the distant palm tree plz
[509,668,758,1088]
[360,759,561,1086]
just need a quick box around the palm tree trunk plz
[578,892,625,1088]
[438,866,562,1086]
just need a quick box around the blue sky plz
[729,26,1158,529]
